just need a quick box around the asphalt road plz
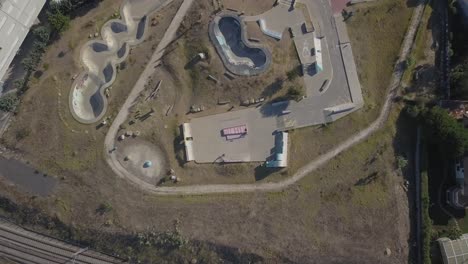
[0,218,124,264]
[104,0,427,195]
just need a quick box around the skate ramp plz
[70,0,170,124]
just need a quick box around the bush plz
[96,202,113,214]
[286,66,301,81]
[137,230,186,250]
[33,26,51,43]
[0,93,19,112]
[287,86,305,101]
[15,127,31,141]
[13,79,25,90]
[21,57,38,73]
[421,106,468,159]
[447,222,462,240]
[421,172,432,264]
[48,11,71,33]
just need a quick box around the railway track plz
[0,219,126,264]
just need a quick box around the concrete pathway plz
[105,0,427,195]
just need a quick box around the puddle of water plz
[0,157,56,196]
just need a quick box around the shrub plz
[421,106,468,159]
[397,155,408,169]
[33,26,51,43]
[421,172,432,264]
[21,57,38,73]
[96,202,113,214]
[137,230,186,250]
[15,128,30,141]
[447,222,462,240]
[0,93,19,112]
[286,66,300,81]
[48,11,71,33]
[287,86,305,101]
[13,79,25,90]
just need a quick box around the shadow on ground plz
[254,166,283,181]
[392,110,419,264]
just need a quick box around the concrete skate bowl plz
[209,13,271,76]
[69,0,170,124]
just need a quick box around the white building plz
[0,0,47,88]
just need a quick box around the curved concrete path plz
[104,0,427,195]
[69,0,171,124]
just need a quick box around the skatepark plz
[69,0,170,123]
[183,0,363,166]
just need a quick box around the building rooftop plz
[438,234,468,264]
[0,0,46,83]
[439,100,468,120]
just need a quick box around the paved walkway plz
[104,0,427,195]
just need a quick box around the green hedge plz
[422,171,432,264]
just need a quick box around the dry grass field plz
[0,0,418,262]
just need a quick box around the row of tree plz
[419,106,468,159]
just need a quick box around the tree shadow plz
[261,78,284,98]
[184,55,203,69]
[392,110,419,264]
[406,0,420,8]
[258,99,290,118]
[354,171,379,186]
[68,0,103,19]
[173,125,186,167]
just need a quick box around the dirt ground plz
[221,0,277,15]
[0,0,415,262]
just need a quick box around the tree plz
[421,106,468,159]
[397,156,408,169]
[0,94,19,112]
[33,26,51,43]
[21,56,38,73]
[447,222,462,240]
[48,11,71,33]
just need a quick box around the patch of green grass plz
[402,3,432,85]
[347,0,413,112]
[351,177,390,207]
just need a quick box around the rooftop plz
[438,234,468,264]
